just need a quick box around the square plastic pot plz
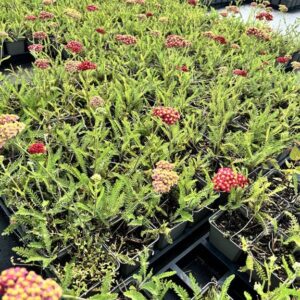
[209,210,243,262]
[157,221,188,250]
[5,39,26,56]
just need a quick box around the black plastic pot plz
[0,197,73,260]
[5,39,26,56]
[189,207,211,226]
[157,221,188,250]
[209,210,244,262]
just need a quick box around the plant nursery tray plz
[0,197,72,260]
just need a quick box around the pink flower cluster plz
[152,161,179,194]
[65,40,84,53]
[233,69,248,77]
[28,44,44,52]
[276,56,290,64]
[39,11,55,20]
[152,106,180,125]
[96,27,106,34]
[28,142,47,154]
[165,35,191,48]
[256,11,273,21]
[246,27,270,41]
[87,4,98,11]
[64,60,97,72]
[187,0,197,6]
[33,31,48,40]
[203,32,227,44]
[115,34,137,45]
[213,168,248,192]
[0,267,62,300]
[35,59,50,69]
[176,65,189,72]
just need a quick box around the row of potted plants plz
[0,0,299,297]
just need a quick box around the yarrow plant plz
[28,142,47,154]
[256,11,273,21]
[33,31,48,40]
[0,268,62,300]
[86,4,98,11]
[115,34,137,45]
[0,114,25,149]
[90,96,105,108]
[65,41,84,53]
[165,35,191,48]
[96,27,106,34]
[28,44,44,53]
[39,11,55,20]
[77,60,97,71]
[152,161,179,193]
[246,27,270,41]
[152,106,181,125]
[276,56,290,64]
[34,59,50,69]
[213,168,248,192]
[233,69,248,77]
[176,65,189,72]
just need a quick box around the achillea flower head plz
[0,117,25,149]
[146,11,154,17]
[256,11,273,21]
[65,40,84,53]
[203,31,215,38]
[250,2,258,7]
[187,0,197,6]
[165,35,191,48]
[1,269,62,300]
[96,27,106,34]
[220,10,228,17]
[115,34,137,45]
[87,4,98,11]
[77,60,97,71]
[33,31,48,40]
[213,168,248,192]
[246,27,270,41]
[176,65,189,72]
[138,14,147,20]
[25,15,37,21]
[226,5,240,14]
[0,268,28,294]
[158,16,169,23]
[0,31,9,39]
[90,96,105,108]
[149,30,161,37]
[64,60,81,73]
[28,44,44,52]
[28,142,47,154]
[292,61,300,70]
[231,43,240,49]
[279,4,288,12]
[276,56,290,64]
[39,11,55,20]
[0,115,19,125]
[152,161,179,194]
[152,106,180,125]
[64,8,82,19]
[34,58,50,69]
[213,35,227,44]
[233,69,248,77]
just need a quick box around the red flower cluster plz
[233,69,248,77]
[33,31,48,40]
[34,59,50,69]
[213,168,248,192]
[203,32,227,45]
[115,34,137,45]
[276,56,289,64]
[176,65,189,72]
[145,11,154,17]
[77,60,97,71]
[28,44,44,52]
[25,15,37,21]
[187,0,197,5]
[152,106,180,125]
[256,11,273,21]
[213,35,227,45]
[0,267,62,300]
[152,161,179,194]
[39,11,55,20]
[87,4,98,11]
[28,142,47,154]
[165,35,191,48]
[96,27,106,34]
[65,40,84,53]
[246,27,270,41]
